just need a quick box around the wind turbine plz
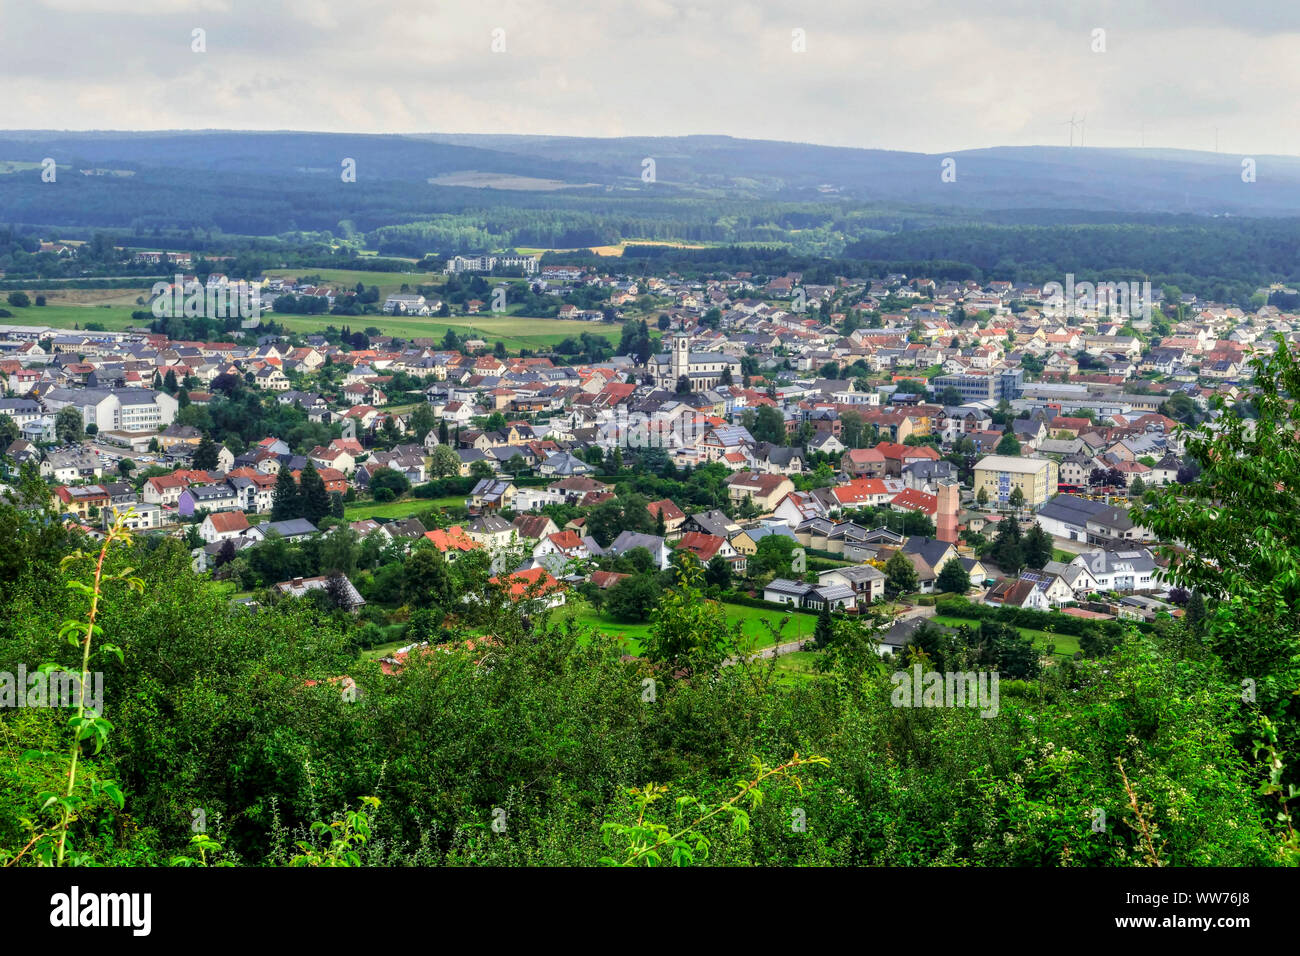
[1061,114,1084,147]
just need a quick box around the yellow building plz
[973,455,1059,507]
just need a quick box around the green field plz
[343,496,464,521]
[0,297,619,349]
[271,312,618,348]
[0,303,140,330]
[262,268,454,300]
[932,614,1081,658]
[559,599,812,656]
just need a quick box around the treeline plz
[847,219,1300,302]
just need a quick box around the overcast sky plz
[3,0,1297,156]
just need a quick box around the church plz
[648,334,743,391]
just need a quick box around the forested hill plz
[1,131,1299,237]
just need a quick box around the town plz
[0,254,1256,675]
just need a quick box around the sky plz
[2,0,1298,156]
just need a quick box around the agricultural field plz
[515,239,716,257]
[0,302,140,330]
[0,290,620,348]
[261,268,443,300]
[272,312,618,348]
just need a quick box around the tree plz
[117,458,135,478]
[586,493,654,548]
[298,460,331,524]
[883,550,919,597]
[271,466,301,521]
[330,492,346,520]
[192,435,220,471]
[996,433,1021,456]
[976,485,989,507]
[1143,336,1300,800]
[750,534,797,578]
[408,403,436,439]
[1184,590,1207,634]
[936,559,971,594]
[643,562,734,679]
[1021,523,1053,570]
[55,406,84,444]
[704,554,732,591]
[403,545,454,610]
[1129,475,1146,497]
[163,369,179,394]
[813,601,835,648]
[1008,485,1026,510]
[606,574,660,623]
[368,467,410,501]
[0,413,18,447]
[430,445,460,479]
[7,291,30,308]
[213,538,237,570]
[990,517,1025,574]
[751,405,787,445]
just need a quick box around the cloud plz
[0,0,1296,155]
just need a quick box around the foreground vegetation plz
[3,344,1300,867]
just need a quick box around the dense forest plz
[2,343,1298,867]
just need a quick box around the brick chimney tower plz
[936,478,960,544]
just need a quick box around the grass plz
[0,303,140,330]
[210,580,254,602]
[358,625,411,661]
[262,268,443,299]
[559,598,811,656]
[0,274,622,349]
[932,615,1081,658]
[342,496,464,521]
[770,650,828,683]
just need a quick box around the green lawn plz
[210,580,254,602]
[770,650,828,683]
[343,496,463,521]
[559,599,812,656]
[932,615,1081,658]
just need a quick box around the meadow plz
[0,292,620,348]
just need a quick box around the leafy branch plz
[8,514,142,867]
[600,753,829,866]
[289,796,381,867]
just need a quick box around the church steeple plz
[671,334,689,381]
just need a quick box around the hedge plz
[933,597,1146,638]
